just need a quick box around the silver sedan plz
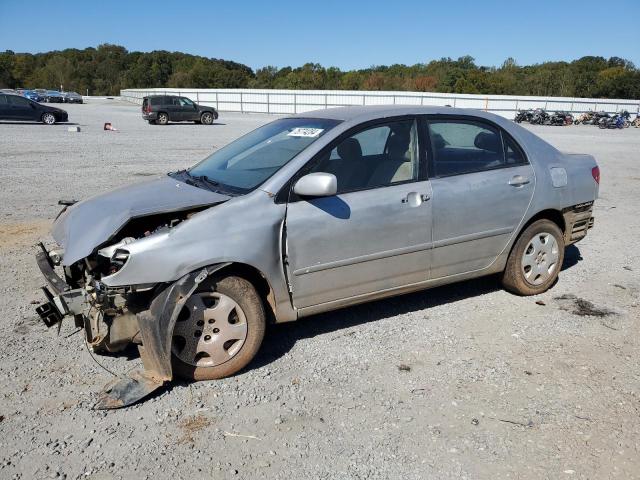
[35,106,599,408]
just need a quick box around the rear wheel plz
[200,112,214,125]
[171,276,266,381]
[502,219,565,296]
[41,112,56,125]
[156,112,169,125]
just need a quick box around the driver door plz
[285,118,433,309]
[178,97,199,121]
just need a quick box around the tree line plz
[1,44,639,99]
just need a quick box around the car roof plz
[290,105,506,123]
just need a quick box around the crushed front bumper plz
[35,244,71,327]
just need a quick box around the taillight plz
[591,166,600,184]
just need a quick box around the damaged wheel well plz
[213,263,277,324]
[522,209,566,236]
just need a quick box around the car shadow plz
[0,121,79,125]
[157,122,227,126]
[251,245,583,372]
[561,244,582,271]
[250,274,503,371]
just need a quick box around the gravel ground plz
[0,100,638,480]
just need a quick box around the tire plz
[171,275,266,381]
[200,112,214,125]
[41,112,56,125]
[156,112,169,125]
[574,120,580,125]
[502,219,565,296]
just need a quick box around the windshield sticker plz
[288,127,324,138]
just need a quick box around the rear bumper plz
[142,112,158,120]
[563,202,595,244]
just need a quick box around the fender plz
[95,263,229,409]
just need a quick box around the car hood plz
[52,176,230,265]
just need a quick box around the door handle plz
[509,175,530,187]
[401,192,430,206]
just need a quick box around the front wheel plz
[171,275,266,381]
[41,112,56,125]
[502,219,565,296]
[200,112,214,125]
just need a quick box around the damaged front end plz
[34,177,231,408]
[36,232,224,409]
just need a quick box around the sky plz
[1,0,639,70]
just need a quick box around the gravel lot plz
[0,99,638,480]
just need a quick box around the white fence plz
[120,88,640,119]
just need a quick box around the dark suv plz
[142,95,218,125]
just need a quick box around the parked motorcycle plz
[631,115,640,128]
[593,111,611,127]
[599,113,626,129]
[549,111,574,126]
[574,111,594,125]
[576,110,609,126]
[514,109,534,123]
[529,108,550,125]
[618,110,631,128]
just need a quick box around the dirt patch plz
[0,220,50,249]
[178,413,213,444]
[554,294,616,317]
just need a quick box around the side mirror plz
[293,172,337,198]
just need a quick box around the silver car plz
[35,106,599,408]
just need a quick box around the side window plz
[150,97,162,106]
[179,97,194,106]
[8,95,30,106]
[504,134,525,165]
[310,119,418,193]
[428,120,505,177]
[0,95,7,104]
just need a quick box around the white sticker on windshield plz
[288,127,324,138]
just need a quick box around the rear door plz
[166,96,183,121]
[285,117,433,309]
[424,116,534,278]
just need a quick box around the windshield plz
[186,117,340,192]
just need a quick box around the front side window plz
[310,119,418,193]
[0,95,7,105]
[179,97,194,106]
[428,120,512,177]
[186,118,340,192]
